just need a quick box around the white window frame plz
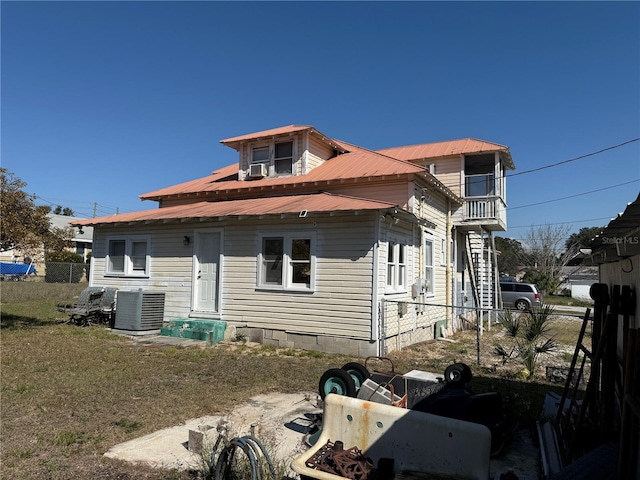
[424,232,435,297]
[386,241,408,293]
[257,232,315,292]
[105,235,150,277]
[248,138,297,177]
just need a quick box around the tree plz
[565,226,604,250]
[53,205,75,216]
[0,168,53,253]
[494,236,526,277]
[521,224,578,294]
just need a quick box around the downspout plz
[371,212,381,354]
[446,198,452,329]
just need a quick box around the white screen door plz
[194,231,221,312]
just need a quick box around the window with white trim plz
[386,241,407,292]
[250,140,295,176]
[106,236,150,276]
[258,233,314,290]
[424,234,434,296]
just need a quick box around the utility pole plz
[93,202,97,218]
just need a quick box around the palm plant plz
[494,305,558,378]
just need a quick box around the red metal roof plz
[377,138,514,169]
[220,125,315,147]
[139,146,431,201]
[72,193,399,226]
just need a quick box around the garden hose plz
[211,434,276,480]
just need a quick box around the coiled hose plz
[209,434,276,480]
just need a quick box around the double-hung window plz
[386,241,407,292]
[106,236,150,276]
[424,233,434,296]
[258,233,314,291]
[249,140,295,176]
[274,141,293,175]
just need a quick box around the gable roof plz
[377,138,515,170]
[72,193,430,227]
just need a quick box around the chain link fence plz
[379,299,502,356]
[43,262,91,283]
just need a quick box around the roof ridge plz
[377,137,509,151]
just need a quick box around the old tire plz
[444,363,472,385]
[319,368,357,400]
[515,299,529,311]
[341,362,370,390]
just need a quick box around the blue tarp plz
[0,262,36,275]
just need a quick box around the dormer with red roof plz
[220,125,347,180]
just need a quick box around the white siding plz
[222,216,376,339]
[90,214,379,340]
[307,134,335,171]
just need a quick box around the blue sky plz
[2,1,639,244]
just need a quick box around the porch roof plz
[377,138,515,170]
[72,192,433,228]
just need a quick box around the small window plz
[274,141,293,174]
[108,239,126,273]
[261,237,284,286]
[424,234,434,295]
[252,146,270,163]
[106,236,150,276]
[386,242,407,292]
[258,233,314,291]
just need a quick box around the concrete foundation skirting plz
[236,326,377,357]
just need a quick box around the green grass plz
[1,282,585,479]
[544,294,593,308]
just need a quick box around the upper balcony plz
[453,156,508,231]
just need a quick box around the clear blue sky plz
[2,1,639,244]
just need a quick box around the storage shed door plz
[194,231,221,313]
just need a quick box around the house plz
[0,214,93,273]
[73,125,514,355]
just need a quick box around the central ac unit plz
[114,290,165,332]
[249,163,268,178]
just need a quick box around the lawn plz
[0,282,586,479]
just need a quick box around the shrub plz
[494,305,558,378]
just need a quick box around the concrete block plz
[272,330,287,342]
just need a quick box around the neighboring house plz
[558,265,598,301]
[48,214,94,262]
[0,214,93,272]
[73,125,514,355]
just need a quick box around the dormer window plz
[274,141,293,174]
[249,140,295,177]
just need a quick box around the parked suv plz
[500,281,543,311]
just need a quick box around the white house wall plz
[90,214,379,344]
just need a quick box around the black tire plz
[318,368,357,399]
[341,362,370,390]
[444,363,472,385]
[515,299,529,311]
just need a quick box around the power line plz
[507,178,640,210]
[425,137,639,191]
[506,138,640,178]
[506,216,612,229]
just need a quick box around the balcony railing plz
[464,196,506,225]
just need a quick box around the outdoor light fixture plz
[183,236,191,246]
[78,227,84,234]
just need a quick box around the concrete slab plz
[104,392,321,473]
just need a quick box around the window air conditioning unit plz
[114,290,165,332]
[249,163,268,178]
